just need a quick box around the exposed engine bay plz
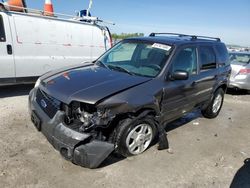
[63,102,115,134]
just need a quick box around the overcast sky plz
[25,0,250,46]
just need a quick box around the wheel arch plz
[208,83,227,103]
[217,83,227,93]
[107,107,158,138]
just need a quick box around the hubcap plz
[212,94,222,113]
[126,124,153,155]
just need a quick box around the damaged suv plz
[29,33,230,168]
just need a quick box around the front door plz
[161,46,199,122]
[0,13,15,82]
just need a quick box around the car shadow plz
[165,109,202,132]
[230,158,250,188]
[99,154,125,168]
[227,88,250,96]
[0,84,34,98]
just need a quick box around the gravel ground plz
[0,85,249,188]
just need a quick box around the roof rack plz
[149,33,221,42]
[0,3,115,25]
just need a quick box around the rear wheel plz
[112,116,157,157]
[202,88,224,118]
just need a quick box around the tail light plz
[239,69,250,74]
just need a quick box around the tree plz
[111,33,144,40]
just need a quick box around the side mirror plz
[169,70,189,81]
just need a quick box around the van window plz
[0,15,6,42]
[200,46,216,70]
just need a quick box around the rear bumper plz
[229,83,250,90]
[229,80,250,90]
[229,75,250,90]
[29,88,114,168]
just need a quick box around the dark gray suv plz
[29,33,231,168]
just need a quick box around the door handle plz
[7,44,12,55]
[192,76,215,85]
[192,80,200,85]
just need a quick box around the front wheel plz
[112,116,157,157]
[201,88,224,119]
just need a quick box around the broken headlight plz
[64,102,114,132]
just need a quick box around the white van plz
[0,9,112,85]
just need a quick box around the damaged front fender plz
[96,90,163,120]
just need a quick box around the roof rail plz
[149,33,221,42]
[191,35,221,42]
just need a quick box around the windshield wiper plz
[96,60,110,70]
[107,65,134,75]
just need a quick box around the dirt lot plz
[0,85,249,188]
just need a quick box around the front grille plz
[36,89,61,119]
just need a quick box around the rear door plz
[91,26,113,61]
[0,13,15,82]
[103,26,112,50]
[194,45,218,103]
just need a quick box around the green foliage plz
[112,33,144,40]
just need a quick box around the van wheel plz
[202,88,224,119]
[112,116,157,157]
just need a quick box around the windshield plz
[229,53,250,64]
[96,40,172,77]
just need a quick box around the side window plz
[171,47,197,75]
[107,43,136,62]
[200,46,216,70]
[0,15,6,42]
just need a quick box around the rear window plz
[0,15,6,42]
[199,46,216,70]
[229,53,250,64]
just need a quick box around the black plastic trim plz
[0,76,38,86]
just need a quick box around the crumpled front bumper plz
[28,89,114,169]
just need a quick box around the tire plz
[201,88,224,119]
[112,116,157,157]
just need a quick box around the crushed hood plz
[40,64,151,104]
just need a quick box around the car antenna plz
[86,0,93,18]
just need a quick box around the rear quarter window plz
[214,44,229,66]
[199,46,216,70]
[0,15,6,42]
